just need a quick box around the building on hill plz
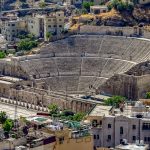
[27,11,64,41]
[1,18,27,42]
[90,5,108,14]
[86,101,150,149]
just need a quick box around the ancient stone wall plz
[0,59,28,79]
[99,74,138,100]
[99,73,150,100]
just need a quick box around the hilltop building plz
[27,11,64,41]
[1,18,26,42]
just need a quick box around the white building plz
[86,102,150,149]
[1,18,26,42]
[27,11,64,41]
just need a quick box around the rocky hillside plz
[96,6,150,26]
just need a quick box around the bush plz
[104,96,126,108]
[108,0,134,12]
[3,119,13,132]
[17,39,38,51]
[39,1,46,8]
[0,51,6,59]
[83,2,94,12]
[0,111,7,124]
[72,112,85,122]
[146,92,150,99]
[48,104,59,115]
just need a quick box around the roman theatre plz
[0,35,150,112]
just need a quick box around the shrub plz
[146,92,150,99]
[83,2,94,11]
[17,39,38,51]
[104,96,126,107]
[3,119,13,132]
[108,0,134,12]
[0,51,6,58]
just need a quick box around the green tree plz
[3,119,13,132]
[46,32,52,41]
[48,104,59,115]
[104,96,126,108]
[73,112,85,122]
[0,111,7,124]
[0,51,6,59]
[39,1,46,8]
[17,39,38,51]
[108,0,134,12]
[146,92,150,99]
[83,2,94,11]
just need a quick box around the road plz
[0,102,37,119]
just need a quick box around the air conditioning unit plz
[122,139,128,145]
[140,140,144,146]
[15,146,27,150]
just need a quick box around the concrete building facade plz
[87,102,150,149]
[27,11,64,41]
[1,19,27,42]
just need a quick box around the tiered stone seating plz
[13,35,150,93]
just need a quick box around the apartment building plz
[27,11,64,41]
[1,18,27,42]
[86,102,150,149]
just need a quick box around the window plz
[144,137,147,142]
[108,135,111,140]
[48,25,51,28]
[132,136,136,141]
[48,19,51,21]
[108,124,111,128]
[59,19,62,21]
[53,25,56,27]
[120,139,123,144]
[93,135,96,139]
[97,135,99,139]
[132,125,136,129]
[143,123,150,130]
[148,137,150,142]
[59,137,64,144]
[100,120,102,125]
[92,120,97,127]
[120,127,123,134]
[12,24,15,26]
[59,25,62,28]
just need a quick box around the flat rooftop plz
[116,143,149,150]
[0,76,23,82]
[0,101,37,119]
[89,105,133,117]
[90,5,108,9]
[0,80,13,85]
[89,105,112,117]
